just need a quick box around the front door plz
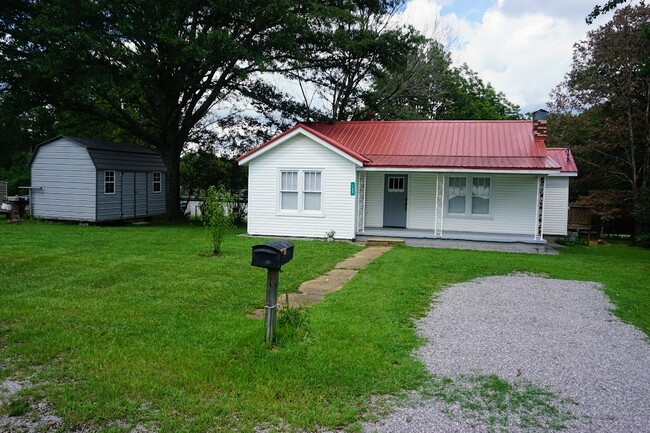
[383,174,408,227]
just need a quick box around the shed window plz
[280,171,298,210]
[303,171,322,211]
[153,172,161,193]
[104,170,115,194]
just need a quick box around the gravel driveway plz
[364,274,650,433]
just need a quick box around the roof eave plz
[237,125,368,166]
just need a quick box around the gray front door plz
[383,174,408,227]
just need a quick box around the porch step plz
[365,237,405,247]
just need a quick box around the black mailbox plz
[251,240,294,270]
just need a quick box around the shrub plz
[201,185,235,255]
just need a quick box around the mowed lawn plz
[0,221,649,432]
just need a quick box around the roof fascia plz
[357,167,559,175]
[237,127,364,166]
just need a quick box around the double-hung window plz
[153,172,162,193]
[279,169,323,214]
[104,170,115,194]
[447,177,466,214]
[447,176,491,216]
[303,171,322,211]
[280,171,299,210]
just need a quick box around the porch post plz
[434,174,445,237]
[534,176,546,240]
[356,172,366,234]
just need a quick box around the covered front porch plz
[355,227,547,253]
[354,170,547,247]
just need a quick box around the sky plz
[397,0,613,113]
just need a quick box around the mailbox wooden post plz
[251,240,294,345]
[264,269,280,344]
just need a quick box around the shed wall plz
[30,138,97,221]
[542,176,569,235]
[247,134,357,239]
[96,171,166,221]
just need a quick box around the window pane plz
[304,192,321,211]
[282,171,297,191]
[472,177,490,198]
[449,196,465,213]
[472,197,489,214]
[304,172,321,192]
[281,192,298,210]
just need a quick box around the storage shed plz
[30,136,167,222]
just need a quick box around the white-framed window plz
[447,177,466,214]
[303,171,322,211]
[278,169,323,214]
[447,175,491,216]
[153,172,162,193]
[104,170,115,194]
[280,171,299,210]
[472,177,491,215]
[387,176,405,192]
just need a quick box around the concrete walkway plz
[249,246,391,317]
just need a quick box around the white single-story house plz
[237,110,577,245]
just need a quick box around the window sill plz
[446,214,493,220]
[277,211,325,218]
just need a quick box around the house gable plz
[237,125,367,167]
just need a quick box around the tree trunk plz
[161,143,183,219]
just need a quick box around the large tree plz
[550,4,650,236]
[0,0,410,217]
[362,40,522,120]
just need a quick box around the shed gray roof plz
[31,136,167,172]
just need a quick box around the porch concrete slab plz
[334,246,391,270]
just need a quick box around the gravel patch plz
[364,274,650,433]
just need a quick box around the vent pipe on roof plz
[532,109,548,141]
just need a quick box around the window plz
[472,177,490,215]
[447,177,466,214]
[104,170,115,194]
[279,169,323,214]
[387,176,405,192]
[153,172,161,193]
[280,171,298,210]
[447,176,491,216]
[303,171,322,211]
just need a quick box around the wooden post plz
[265,269,280,345]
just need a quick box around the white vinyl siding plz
[543,176,569,235]
[364,172,384,227]
[247,134,357,239]
[443,174,537,235]
[364,172,538,236]
[30,138,97,221]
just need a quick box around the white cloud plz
[400,0,610,113]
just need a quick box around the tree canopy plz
[362,40,522,120]
[0,0,416,216]
[550,4,650,237]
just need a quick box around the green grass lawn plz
[0,221,649,432]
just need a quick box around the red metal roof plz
[239,120,577,172]
[546,148,578,173]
